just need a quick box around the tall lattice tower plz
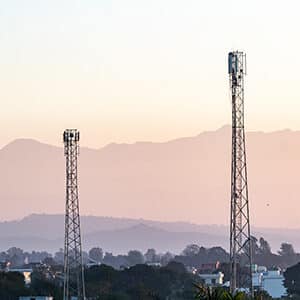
[63,129,86,300]
[228,51,252,294]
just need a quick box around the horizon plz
[1,212,300,255]
[6,212,300,231]
[1,124,299,149]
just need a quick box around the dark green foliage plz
[164,261,187,274]
[193,284,247,300]
[2,238,299,271]
[85,262,198,299]
[29,270,62,299]
[284,262,300,296]
[174,245,229,268]
[176,239,300,272]
[251,239,300,269]
[0,271,29,300]
[193,285,271,300]
[0,262,197,299]
[85,264,118,296]
[127,250,145,265]
[0,269,62,299]
[89,247,104,263]
[193,284,273,300]
[253,290,272,300]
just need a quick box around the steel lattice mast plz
[228,51,252,294]
[63,129,86,300]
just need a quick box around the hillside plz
[0,126,300,228]
[0,214,299,253]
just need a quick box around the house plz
[261,270,287,298]
[252,267,287,298]
[199,272,224,286]
[9,268,33,285]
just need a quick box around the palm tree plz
[194,284,248,300]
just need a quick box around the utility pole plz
[228,51,252,294]
[63,129,86,300]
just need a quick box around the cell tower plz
[63,129,86,300]
[228,51,252,294]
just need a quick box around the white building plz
[252,272,263,287]
[146,262,162,267]
[261,270,287,298]
[199,272,224,286]
[253,268,287,298]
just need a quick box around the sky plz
[0,0,300,148]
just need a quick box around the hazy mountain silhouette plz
[0,126,300,228]
[0,214,299,254]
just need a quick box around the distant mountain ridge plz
[0,126,300,229]
[0,214,299,254]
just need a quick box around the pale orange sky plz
[0,0,300,148]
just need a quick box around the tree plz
[250,236,259,256]
[85,263,196,299]
[254,290,272,300]
[259,237,272,255]
[7,247,25,267]
[29,250,51,263]
[42,256,57,266]
[29,270,62,299]
[207,247,229,262]
[7,247,24,257]
[0,271,29,299]
[164,261,186,274]
[89,247,104,263]
[127,250,144,266]
[160,252,174,266]
[194,284,247,300]
[284,262,300,296]
[54,248,64,264]
[182,244,200,257]
[279,243,295,257]
[145,249,157,263]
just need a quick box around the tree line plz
[2,236,300,300]
[1,236,299,271]
[0,262,198,300]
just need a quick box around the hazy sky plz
[0,0,300,148]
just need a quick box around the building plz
[253,267,287,298]
[199,272,224,286]
[9,268,33,285]
[146,262,162,267]
[199,261,220,272]
[261,270,287,298]
[252,272,263,288]
[186,266,197,274]
[19,297,53,300]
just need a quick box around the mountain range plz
[0,214,299,254]
[0,125,299,229]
